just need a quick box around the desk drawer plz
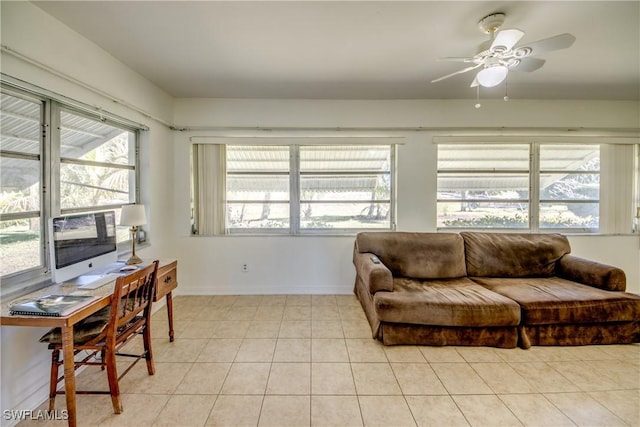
[155,261,177,301]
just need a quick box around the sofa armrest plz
[557,255,626,292]
[353,251,393,294]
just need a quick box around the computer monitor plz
[49,211,118,283]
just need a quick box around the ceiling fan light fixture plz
[476,65,508,87]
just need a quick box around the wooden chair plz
[41,260,159,414]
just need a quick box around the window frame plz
[437,141,601,233]
[536,143,600,232]
[225,144,292,235]
[296,144,395,235]
[0,88,49,283]
[201,143,397,235]
[0,83,142,290]
[53,103,140,217]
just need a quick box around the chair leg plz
[48,349,60,411]
[142,324,155,375]
[104,349,123,414]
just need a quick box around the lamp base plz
[125,255,144,265]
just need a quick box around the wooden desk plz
[155,260,178,342]
[0,259,177,427]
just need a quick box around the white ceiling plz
[34,1,640,101]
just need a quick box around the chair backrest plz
[106,260,159,342]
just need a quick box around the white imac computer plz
[49,210,118,284]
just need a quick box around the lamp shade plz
[120,204,147,226]
[476,65,508,88]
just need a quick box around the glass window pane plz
[438,202,529,228]
[540,202,599,229]
[300,145,390,172]
[59,110,136,211]
[540,173,600,200]
[540,145,600,171]
[0,218,42,276]
[227,145,289,172]
[539,145,599,231]
[0,91,44,279]
[438,173,529,199]
[300,202,391,229]
[300,174,390,201]
[0,93,41,155]
[438,144,529,171]
[60,164,132,210]
[437,144,529,230]
[227,175,289,201]
[0,157,41,212]
[225,146,290,231]
[299,145,393,231]
[60,111,134,166]
[227,202,289,229]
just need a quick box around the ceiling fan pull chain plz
[475,85,482,109]
[504,78,510,101]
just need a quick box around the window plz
[299,145,392,231]
[538,144,600,230]
[59,110,136,212]
[437,142,600,232]
[0,91,46,279]
[438,144,530,229]
[226,145,291,231]
[192,143,395,234]
[0,85,141,287]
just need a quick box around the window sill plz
[1,274,53,301]
[193,230,395,238]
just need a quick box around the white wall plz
[173,98,640,299]
[1,2,175,423]
[1,1,639,422]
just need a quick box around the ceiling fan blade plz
[515,33,576,57]
[431,63,482,83]
[470,77,479,88]
[436,57,475,63]
[514,57,546,72]
[491,28,525,52]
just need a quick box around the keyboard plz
[75,273,120,290]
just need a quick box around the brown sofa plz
[353,231,640,348]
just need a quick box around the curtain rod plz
[1,44,173,129]
[174,125,640,137]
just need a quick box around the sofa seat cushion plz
[473,277,640,325]
[374,277,521,327]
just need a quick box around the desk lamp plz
[120,204,146,265]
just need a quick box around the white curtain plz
[192,144,226,235]
[600,144,637,234]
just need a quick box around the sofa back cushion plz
[461,232,571,277]
[355,232,467,279]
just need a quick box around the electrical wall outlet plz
[241,263,249,273]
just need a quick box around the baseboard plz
[176,284,353,296]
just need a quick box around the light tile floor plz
[19,295,640,427]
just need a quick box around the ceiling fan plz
[431,13,576,89]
